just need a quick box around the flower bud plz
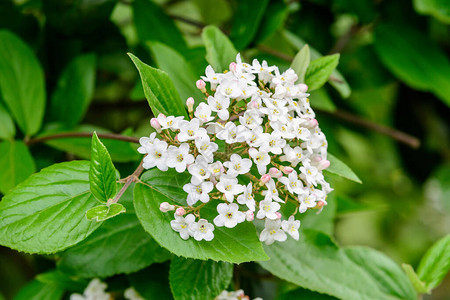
[317,159,330,170]
[315,200,326,209]
[269,167,282,178]
[298,83,308,93]
[175,207,186,216]
[246,210,254,222]
[150,118,162,133]
[186,97,195,113]
[196,79,206,93]
[174,134,179,142]
[305,118,318,129]
[160,202,175,212]
[311,155,322,164]
[260,174,271,184]
[229,62,237,72]
[281,166,294,174]
[275,212,282,219]
[249,100,259,109]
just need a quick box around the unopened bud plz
[311,155,322,164]
[196,79,206,93]
[160,202,175,212]
[269,167,282,178]
[229,62,237,72]
[275,212,282,219]
[174,134,179,142]
[175,207,186,216]
[186,97,195,113]
[249,100,259,109]
[315,201,326,209]
[298,83,308,93]
[150,118,162,133]
[158,113,166,119]
[306,118,318,129]
[246,210,254,221]
[281,166,294,174]
[260,174,271,184]
[317,159,330,170]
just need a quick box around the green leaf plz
[133,0,187,51]
[0,140,35,195]
[374,23,450,107]
[305,54,340,92]
[259,230,416,300]
[49,53,96,128]
[308,88,336,112]
[169,257,233,300]
[192,0,232,25]
[325,153,362,183]
[202,26,238,73]
[36,270,89,292]
[417,234,450,290]
[89,132,117,202]
[128,53,187,118]
[0,161,101,254]
[291,45,310,83]
[149,42,205,105]
[59,197,171,277]
[86,203,125,221]
[230,0,270,50]
[13,280,64,300]
[401,264,429,294]
[277,287,338,300]
[0,101,15,140]
[254,1,289,44]
[129,265,173,300]
[134,169,269,263]
[0,30,45,136]
[413,0,450,24]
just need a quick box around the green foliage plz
[0,30,45,136]
[13,280,64,300]
[0,102,15,140]
[169,257,233,300]
[402,264,429,294]
[277,287,338,300]
[325,153,362,183]
[202,26,238,72]
[291,45,310,83]
[89,132,117,202]
[413,0,450,23]
[129,265,173,300]
[35,270,88,292]
[129,53,188,118]
[0,140,35,194]
[134,169,269,263]
[305,54,340,92]
[85,203,125,221]
[0,161,101,254]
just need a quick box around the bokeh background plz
[0,0,449,299]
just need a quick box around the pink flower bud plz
[275,212,282,219]
[186,97,195,112]
[306,118,318,129]
[160,202,175,212]
[196,79,206,92]
[311,155,322,164]
[246,210,254,222]
[260,174,271,184]
[317,159,330,170]
[298,83,308,92]
[249,100,259,109]
[158,113,166,119]
[150,118,162,133]
[174,134,179,142]
[269,167,282,178]
[316,201,326,209]
[175,207,186,216]
[229,62,237,72]
[281,166,294,174]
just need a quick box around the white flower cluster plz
[138,54,333,245]
[216,289,262,300]
[70,278,110,300]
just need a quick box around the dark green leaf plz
[417,234,450,290]
[0,161,101,254]
[254,0,289,44]
[0,140,35,194]
[0,101,15,140]
[192,0,232,25]
[86,203,125,221]
[202,26,238,73]
[309,88,336,112]
[277,287,338,300]
[325,153,362,183]
[0,30,45,136]
[305,54,340,92]
[49,53,96,128]
[89,132,117,202]
[291,45,310,83]
[128,53,187,118]
[129,264,173,300]
[169,257,233,300]
[13,280,64,300]
[413,0,450,24]
[36,270,89,292]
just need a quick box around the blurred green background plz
[0,0,449,299]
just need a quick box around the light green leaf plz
[128,53,187,118]
[86,203,125,222]
[134,169,269,263]
[13,280,64,300]
[202,26,238,73]
[0,101,15,140]
[325,153,362,183]
[402,264,429,294]
[193,0,232,25]
[169,257,233,300]
[417,234,450,290]
[89,132,117,202]
[305,54,340,92]
[149,42,204,105]
[36,270,89,292]
[413,0,450,24]
[0,161,101,254]
[291,45,310,83]
[259,230,416,300]
[0,140,35,194]
[0,30,45,136]
[60,197,170,277]
[230,0,270,50]
[49,53,96,128]
[374,23,450,107]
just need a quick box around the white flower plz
[239,111,262,129]
[213,203,246,228]
[236,183,256,211]
[195,136,218,163]
[216,122,247,144]
[299,161,320,185]
[171,213,195,240]
[223,154,252,176]
[201,65,223,90]
[298,193,317,213]
[278,171,303,194]
[189,219,214,241]
[260,131,286,154]
[124,287,144,300]
[244,126,269,148]
[194,103,214,123]
[183,181,214,205]
[217,79,242,98]
[209,161,224,178]
[166,143,195,173]
[188,155,211,184]
[259,219,287,245]
[207,95,230,121]
[281,216,300,240]
[157,114,184,130]
[70,278,110,300]
[137,132,156,154]
[256,199,281,220]
[142,139,168,171]
[216,175,245,202]
[262,179,283,203]
[280,145,308,167]
[248,148,271,175]
[178,118,207,142]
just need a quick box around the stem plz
[111,159,145,204]
[26,132,140,146]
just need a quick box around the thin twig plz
[169,14,206,28]
[26,132,140,146]
[111,159,145,204]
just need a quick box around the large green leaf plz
[291,45,310,83]
[259,230,416,300]
[129,265,173,300]
[325,153,362,184]
[0,140,35,194]
[305,54,340,92]
[149,42,204,105]
[254,1,289,44]
[36,270,88,292]
[374,23,450,107]
[49,53,96,128]
[0,101,15,140]
[129,53,187,118]
[58,196,171,278]
[89,132,117,202]
[202,26,238,73]
[13,280,64,300]
[413,0,450,24]
[417,234,450,291]
[192,0,232,25]
[134,169,269,263]
[277,288,338,300]
[0,30,45,136]
[0,161,101,254]
[230,0,270,50]
[169,257,233,300]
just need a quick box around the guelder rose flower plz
[260,219,287,245]
[281,216,301,240]
[190,219,214,241]
[213,203,246,228]
[166,143,195,173]
[171,214,195,240]
[216,175,245,202]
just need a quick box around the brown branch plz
[26,132,140,146]
[111,158,145,204]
